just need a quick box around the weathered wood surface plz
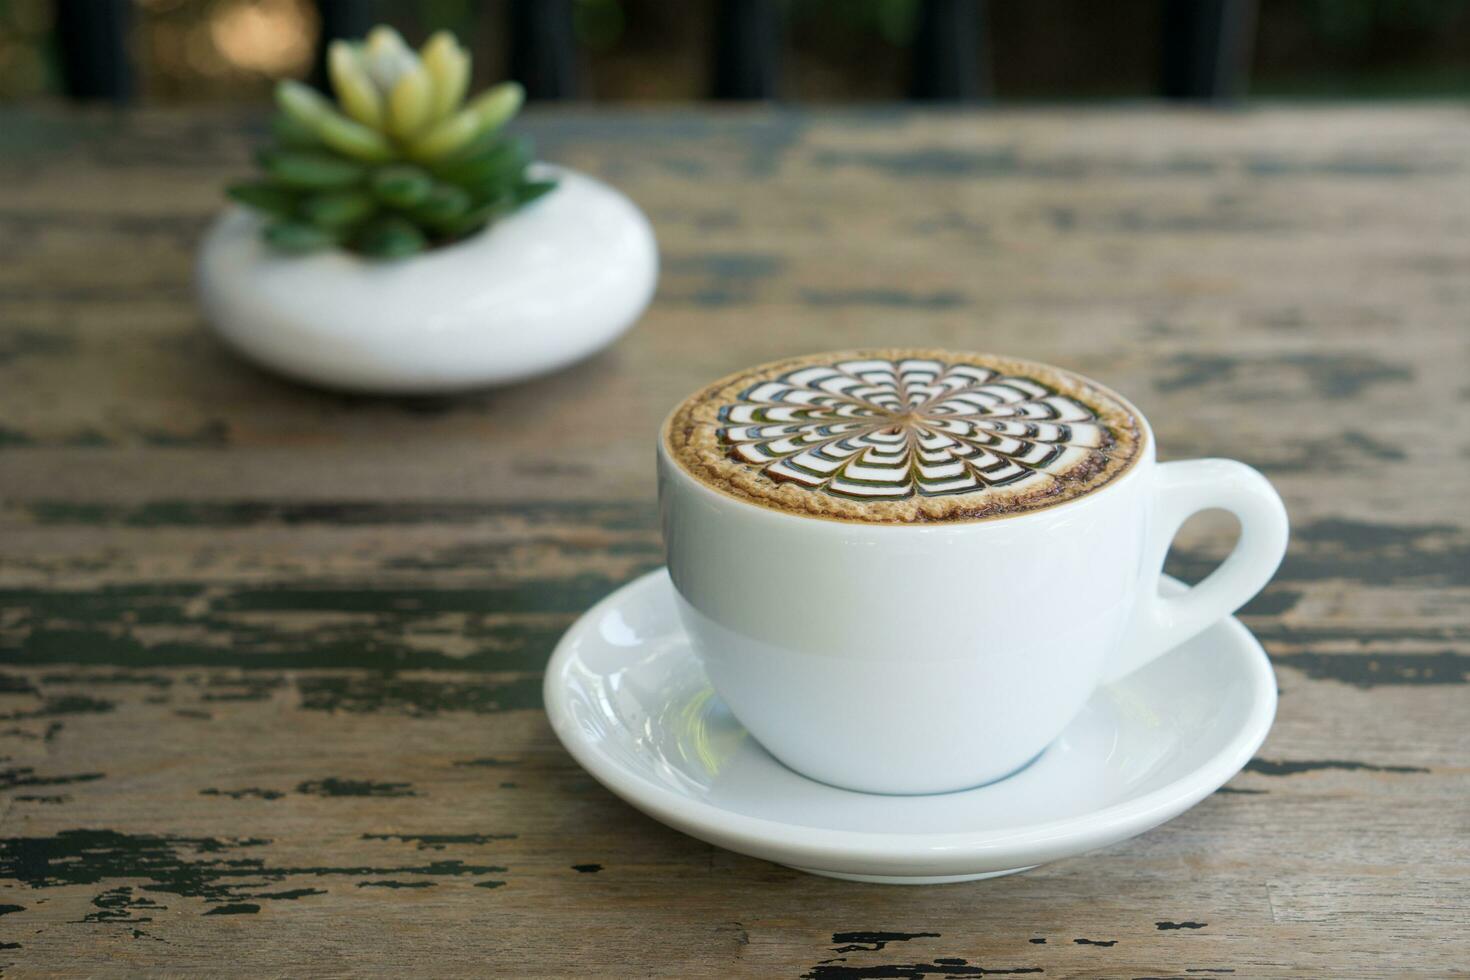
[0,105,1467,977]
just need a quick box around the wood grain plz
[0,105,1466,977]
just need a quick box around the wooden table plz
[0,105,1465,977]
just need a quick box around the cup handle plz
[1102,459,1289,683]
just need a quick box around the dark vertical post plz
[1160,0,1257,101]
[55,0,133,103]
[910,0,990,102]
[312,0,377,90]
[510,0,578,100]
[712,0,781,100]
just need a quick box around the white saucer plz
[544,569,1276,884]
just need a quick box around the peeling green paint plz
[298,675,544,715]
[0,829,509,911]
[18,499,656,530]
[296,778,416,798]
[362,833,517,850]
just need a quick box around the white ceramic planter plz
[196,165,657,394]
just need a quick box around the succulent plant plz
[227,25,555,259]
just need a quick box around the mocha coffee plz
[664,349,1145,523]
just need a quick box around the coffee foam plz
[664,349,1144,524]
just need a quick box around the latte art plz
[719,359,1109,501]
[666,350,1144,524]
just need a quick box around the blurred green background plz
[1,0,1467,103]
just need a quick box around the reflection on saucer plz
[546,569,1277,884]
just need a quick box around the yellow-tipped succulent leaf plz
[363,25,419,93]
[407,82,525,161]
[407,105,480,161]
[315,111,395,162]
[276,80,393,162]
[386,65,434,139]
[469,81,525,132]
[328,41,382,128]
[276,78,333,127]
[421,31,471,122]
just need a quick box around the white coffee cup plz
[658,379,1289,795]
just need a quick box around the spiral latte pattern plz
[666,350,1144,523]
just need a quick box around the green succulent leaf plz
[356,215,428,259]
[434,137,532,192]
[440,198,509,238]
[371,164,434,208]
[412,183,473,226]
[447,131,533,166]
[513,179,558,207]
[271,113,322,149]
[259,149,367,190]
[300,190,377,229]
[263,220,338,253]
[227,181,299,218]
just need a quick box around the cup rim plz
[658,355,1154,530]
